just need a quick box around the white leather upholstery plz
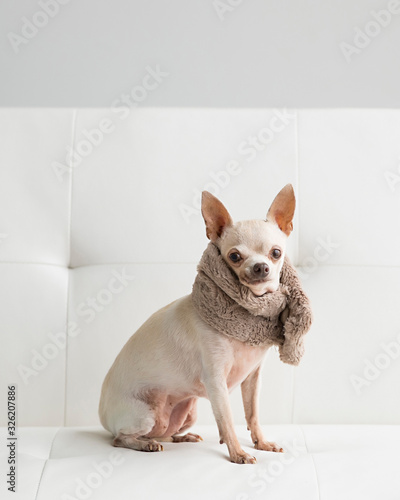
[3,425,400,500]
[1,108,399,499]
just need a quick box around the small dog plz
[99,185,295,464]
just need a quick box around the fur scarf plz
[191,242,313,365]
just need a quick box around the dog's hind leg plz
[110,396,164,452]
[171,433,203,443]
[113,434,163,452]
[171,399,202,443]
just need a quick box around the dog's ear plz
[201,191,233,242]
[266,184,296,236]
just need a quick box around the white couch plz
[1,108,400,500]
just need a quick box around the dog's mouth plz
[240,275,278,295]
[242,277,269,286]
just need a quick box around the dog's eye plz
[271,248,281,260]
[229,252,241,263]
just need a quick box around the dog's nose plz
[253,262,269,278]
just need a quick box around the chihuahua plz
[99,184,295,464]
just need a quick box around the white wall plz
[1,0,400,107]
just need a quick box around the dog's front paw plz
[254,440,284,453]
[230,450,257,464]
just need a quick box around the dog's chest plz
[226,339,270,390]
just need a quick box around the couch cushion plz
[5,425,399,500]
[0,108,74,266]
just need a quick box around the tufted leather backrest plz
[1,108,399,426]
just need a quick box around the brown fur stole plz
[191,242,313,365]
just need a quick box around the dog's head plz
[201,185,295,296]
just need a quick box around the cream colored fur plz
[99,185,305,464]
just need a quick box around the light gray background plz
[1,0,400,107]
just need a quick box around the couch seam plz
[294,109,300,267]
[291,109,299,424]
[63,108,77,426]
[290,366,296,424]
[67,108,77,268]
[0,261,399,269]
[0,261,71,267]
[299,425,321,500]
[33,427,61,500]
